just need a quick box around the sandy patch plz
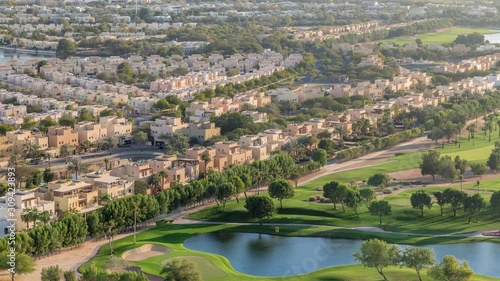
[122,244,171,261]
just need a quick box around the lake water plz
[484,31,500,44]
[184,232,500,277]
[0,48,55,63]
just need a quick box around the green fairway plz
[380,27,495,45]
[308,133,498,186]
[82,224,499,281]
[188,132,500,234]
[187,182,500,234]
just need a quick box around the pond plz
[0,48,55,63]
[183,232,500,277]
[484,31,500,44]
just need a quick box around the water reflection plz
[184,232,500,277]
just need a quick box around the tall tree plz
[268,179,295,209]
[454,156,468,176]
[230,176,245,203]
[353,239,401,281]
[344,186,362,217]
[434,191,447,216]
[443,188,467,217]
[402,247,436,281]
[490,191,500,213]
[438,156,458,182]
[244,195,275,225]
[360,188,376,208]
[463,194,485,223]
[216,182,236,211]
[410,190,433,217]
[368,200,392,224]
[420,150,441,181]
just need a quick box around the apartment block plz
[185,146,216,174]
[214,141,253,167]
[7,130,49,154]
[179,122,221,143]
[47,126,79,148]
[99,116,132,137]
[84,174,134,199]
[39,180,100,214]
[150,117,189,145]
[74,122,108,144]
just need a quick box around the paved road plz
[0,145,163,173]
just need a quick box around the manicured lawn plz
[188,183,499,234]
[379,27,495,45]
[82,224,499,281]
[188,133,500,234]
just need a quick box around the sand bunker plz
[122,244,171,261]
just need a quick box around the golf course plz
[83,126,500,281]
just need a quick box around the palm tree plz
[20,208,33,229]
[8,154,25,167]
[44,152,52,167]
[158,171,168,189]
[67,157,84,180]
[103,157,109,170]
[148,173,162,194]
[201,151,211,178]
[22,140,42,158]
[106,220,116,256]
[466,124,476,142]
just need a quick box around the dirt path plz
[301,135,436,186]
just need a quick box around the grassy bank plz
[82,224,499,281]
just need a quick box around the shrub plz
[315,195,322,200]
[383,189,393,194]
[316,187,323,191]
[393,186,399,191]
[309,196,317,202]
